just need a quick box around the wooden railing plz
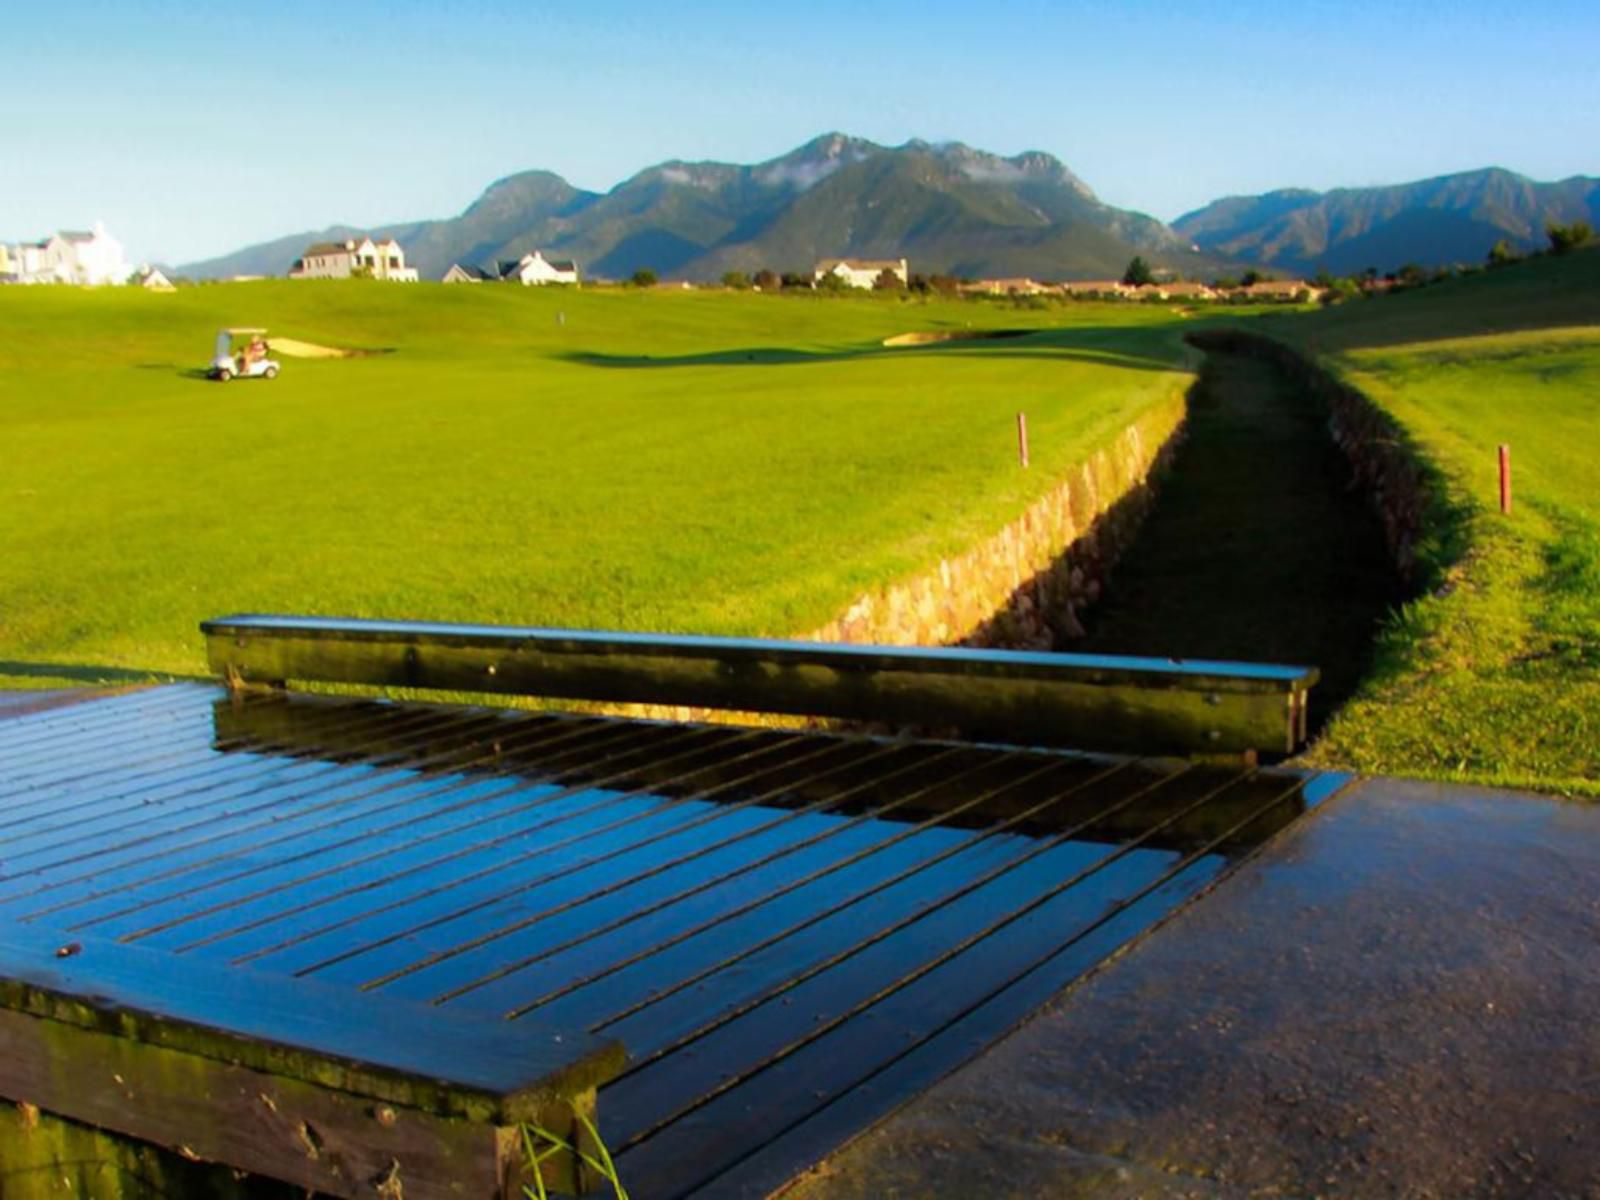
[203,614,1319,758]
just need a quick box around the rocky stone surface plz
[605,397,1187,730]
[804,398,1187,651]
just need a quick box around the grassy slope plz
[0,283,1192,687]
[1281,248,1600,794]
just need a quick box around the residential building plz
[813,257,909,289]
[1058,280,1133,298]
[137,267,176,292]
[965,277,1049,296]
[497,251,579,286]
[441,263,496,283]
[289,236,418,281]
[1124,281,1218,301]
[60,223,134,285]
[3,223,131,285]
[1239,279,1319,302]
[1158,282,1217,301]
[18,236,74,282]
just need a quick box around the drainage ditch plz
[1073,345,1406,738]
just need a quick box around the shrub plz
[1547,221,1594,255]
[629,268,657,287]
[1487,239,1521,268]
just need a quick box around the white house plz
[60,223,134,285]
[1058,280,1135,299]
[137,267,176,292]
[3,224,132,285]
[289,236,418,281]
[441,263,496,283]
[813,257,909,289]
[497,251,579,286]
[965,277,1049,296]
[21,236,75,283]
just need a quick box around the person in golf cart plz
[241,333,268,371]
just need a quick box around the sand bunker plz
[269,337,393,359]
[881,329,1034,347]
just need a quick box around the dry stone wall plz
[803,395,1188,650]
[601,391,1188,728]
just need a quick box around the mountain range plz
[181,137,1599,283]
[180,134,1214,282]
[1175,168,1600,277]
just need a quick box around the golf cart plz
[209,328,280,381]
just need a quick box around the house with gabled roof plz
[289,236,418,281]
[964,277,1049,296]
[1238,279,1320,303]
[442,263,497,284]
[1058,280,1133,298]
[3,223,131,285]
[497,251,579,286]
[137,266,176,292]
[813,257,909,289]
[59,223,133,285]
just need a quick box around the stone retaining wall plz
[601,391,1188,728]
[802,397,1188,650]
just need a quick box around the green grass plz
[1285,248,1600,794]
[0,282,1193,688]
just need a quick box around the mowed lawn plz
[1288,247,1600,794]
[1,283,1193,687]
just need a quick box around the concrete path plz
[785,777,1600,1200]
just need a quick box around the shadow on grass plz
[559,329,1184,374]
[0,660,206,685]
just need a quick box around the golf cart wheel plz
[217,368,233,382]
[263,365,278,380]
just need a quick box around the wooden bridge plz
[0,617,1337,1198]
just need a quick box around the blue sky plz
[4,0,1597,264]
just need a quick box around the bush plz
[629,268,658,287]
[752,269,779,291]
[1487,239,1521,268]
[721,271,750,290]
[1547,221,1594,255]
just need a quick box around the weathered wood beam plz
[203,615,1320,756]
[0,928,625,1197]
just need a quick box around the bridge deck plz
[0,684,1346,1197]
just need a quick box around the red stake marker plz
[1499,443,1512,515]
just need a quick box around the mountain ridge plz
[1175,167,1600,275]
[181,144,1600,283]
[180,134,1215,282]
